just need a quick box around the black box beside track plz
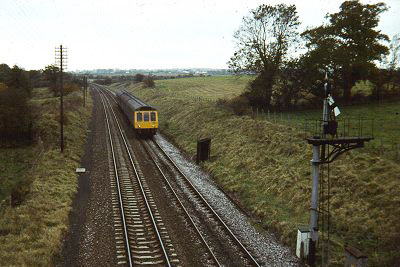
[197,138,211,164]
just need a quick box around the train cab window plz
[144,112,149,121]
[136,113,142,121]
[151,112,156,121]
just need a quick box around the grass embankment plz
[0,87,92,265]
[0,147,38,203]
[111,76,400,266]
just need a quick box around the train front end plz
[134,109,158,136]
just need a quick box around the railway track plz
[96,84,261,266]
[98,89,179,266]
[140,138,261,266]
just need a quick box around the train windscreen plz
[137,113,142,121]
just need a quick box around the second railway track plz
[140,137,261,266]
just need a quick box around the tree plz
[302,0,389,102]
[274,58,307,109]
[5,65,32,97]
[28,69,43,88]
[0,64,11,83]
[228,4,300,110]
[43,64,59,96]
[384,34,400,91]
[385,34,400,71]
[0,65,34,144]
[135,73,145,82]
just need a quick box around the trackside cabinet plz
[196,138,211,164]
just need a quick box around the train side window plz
[144,112,149,121]
[151,112,156,121]
[137,113,142,121]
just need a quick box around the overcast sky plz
[0,0,399,71]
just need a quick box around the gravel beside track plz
[141,139,256,266]
[57,90,116,266]
[152,134,300,266]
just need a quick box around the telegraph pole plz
[55,45,67,153]
[83,75,87,107]
[85,75,88,105]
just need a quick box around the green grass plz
[0,88,93,265]
[111,75,254,101]
[258,101,400,161]
[0,146,38,203]
[111,76,400,266]
[0,87,54,205]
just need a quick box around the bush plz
[216,95,250,116]
[36,113,59,148]
[135,73,145,82]
[143,76,155,88]
[63,82,80,95]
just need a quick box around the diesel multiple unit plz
[116,90,158,136]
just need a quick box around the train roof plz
[116,90,156,111]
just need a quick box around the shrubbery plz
[143,76,155,88]
[216,95,250,116]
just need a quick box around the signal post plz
[300,74,373,266]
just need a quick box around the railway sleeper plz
[132,254,163,260]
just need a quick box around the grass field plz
[0,87,92,265]
[110,76,400,266]
[127,75,254,100]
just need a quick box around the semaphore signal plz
[297,73,373,266]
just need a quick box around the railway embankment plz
[0,88,92,265]
[114,79,400,266]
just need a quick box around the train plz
[116,90,158,136]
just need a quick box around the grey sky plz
[0,0,399,71]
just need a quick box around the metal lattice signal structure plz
[55,45,67,152]
[301,73,373,267]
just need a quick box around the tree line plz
[229,0,400,111]
[0,64,82,146]
[92,72,206,86]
